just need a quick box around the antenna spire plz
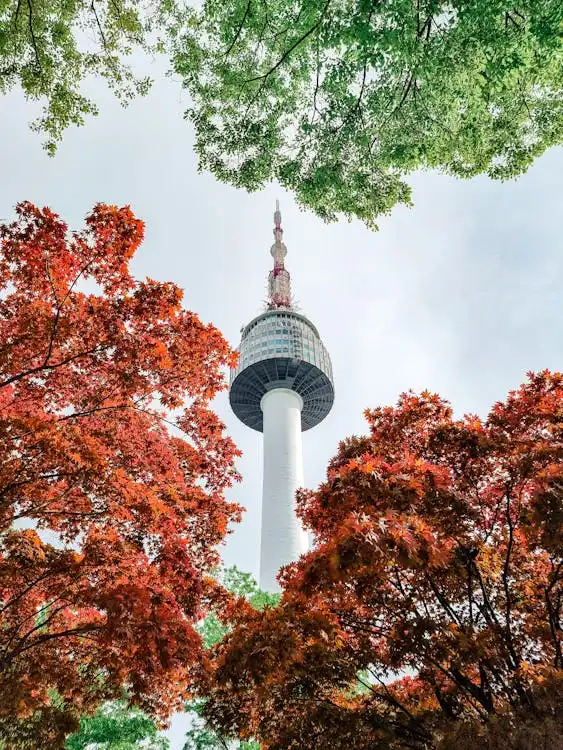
[267,200,292,309]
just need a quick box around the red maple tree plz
[0,202,241,746]
[202,373,563,749]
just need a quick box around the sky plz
[1,57,562,748]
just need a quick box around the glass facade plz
[230,310,333,385]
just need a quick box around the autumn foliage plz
[0,202,241,747]
[202,373,563,749]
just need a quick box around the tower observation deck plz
[229,202,334,591]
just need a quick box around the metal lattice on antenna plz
[267,200,292,310]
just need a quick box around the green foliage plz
[198,566,279,649]
[221,565,280,611]
[173,0,563,228]
[0,0,186,153]
[184,701,260,750]
[198,611,228,651]
[186,567,277,749]
[66,700,169,749]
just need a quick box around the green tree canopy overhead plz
[174,0,562,227]
[0,0,174,153]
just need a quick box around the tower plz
[229,202,334,592]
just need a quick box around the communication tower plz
[229,202,334,591]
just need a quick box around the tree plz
[200,372,563,749]
[0,0,189,153]
[64,569,271,750]
[0,201,241,747]
[174,0,562,228]
[184,567,276,750]
[66,700,169,750]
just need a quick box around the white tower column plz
[259,388,309,592]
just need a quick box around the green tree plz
[183,567,277,750]
[184,701,260,750]
[0,0,185,153]
[174,0,563,228]
[66,701,169,750]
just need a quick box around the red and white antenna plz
[267,200,292,309]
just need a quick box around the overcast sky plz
[1,58,561,748]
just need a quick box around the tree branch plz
[26,0,41,72]
[1,623,103,668]
[0,342,111,389]
[244,0,331,85]
[40,255,98,372]
[501,486,520,668]
[224,0,252,58]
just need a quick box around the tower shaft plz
[260,389,308,592]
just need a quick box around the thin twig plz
[224,0,252,58]
[244,0,331,85]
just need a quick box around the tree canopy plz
[0,201,241,747]
[3,2,560,226]
[199,372,563,749]
[63,569,271,750]
[0,0,172,153]
[66,700,169,750]
[175,0,562,227]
